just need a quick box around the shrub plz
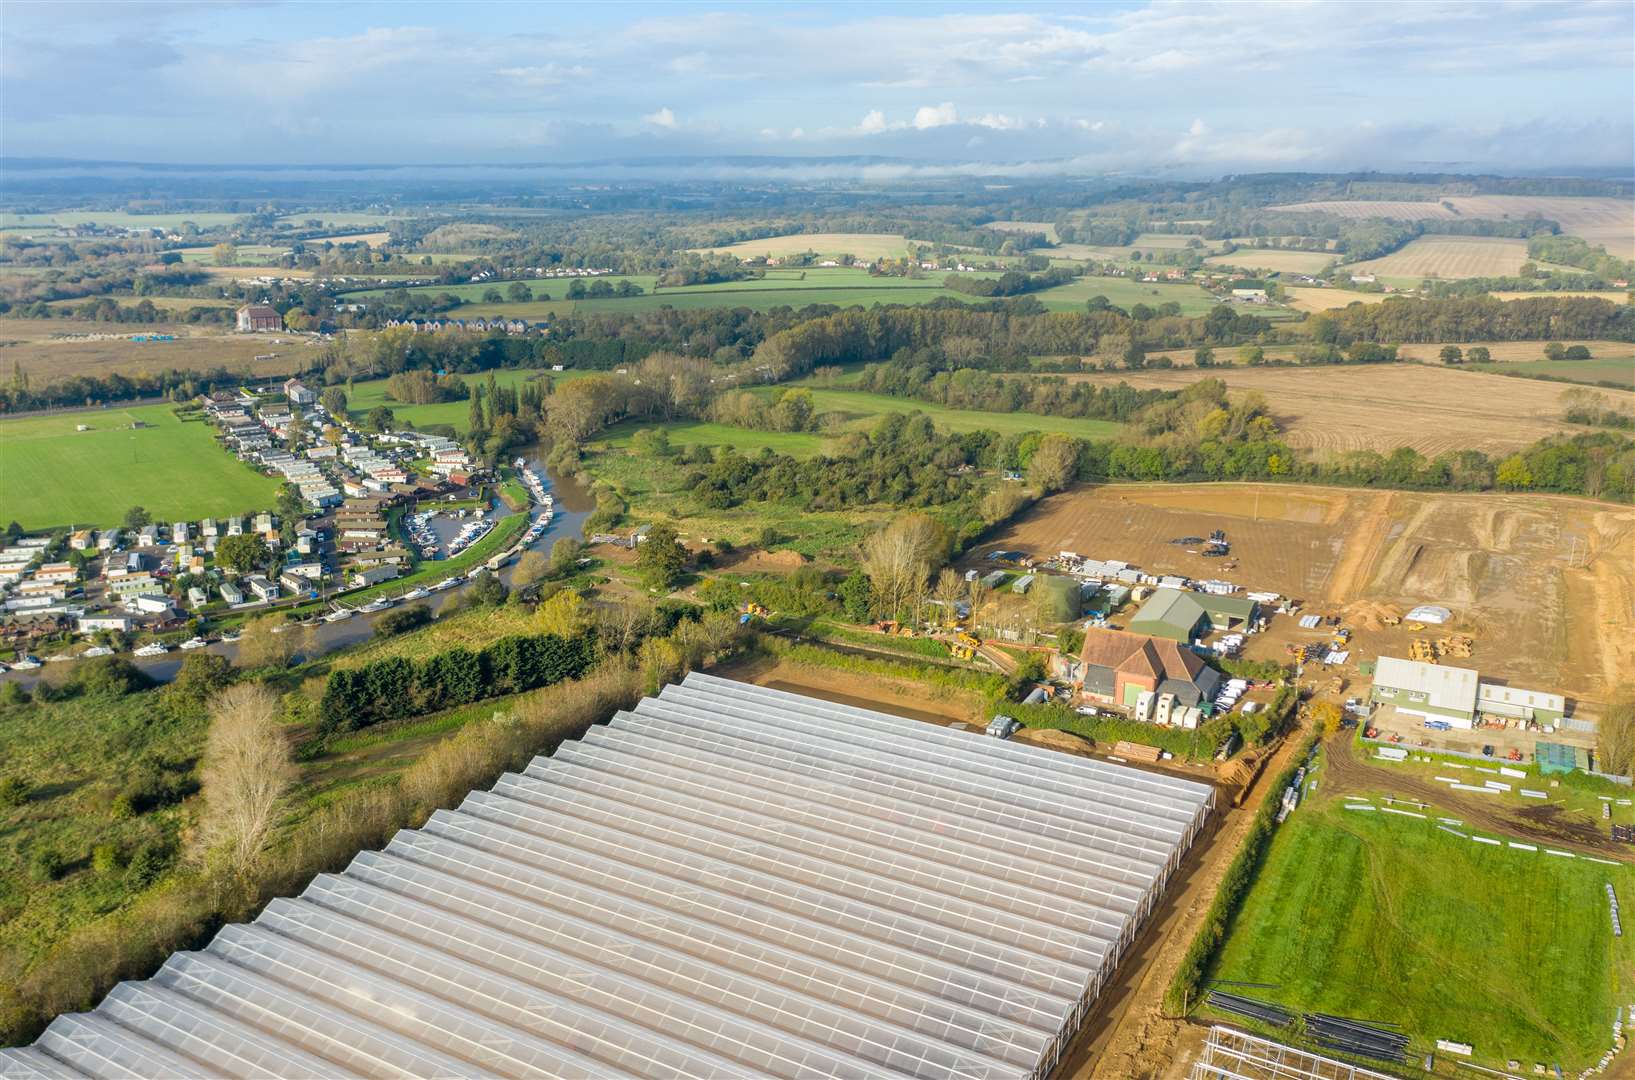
[122,841,172,890]
[0,776,29,808]
[29,849,65,882]
[91,844,122,875]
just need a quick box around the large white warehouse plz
[0,672,1213,1080]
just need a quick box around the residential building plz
[283,378,318,406]
[350,564,400,588]
[219,581,245,605]
[236,304,282,332]
[77,616,132,633]
[243,575,280,602]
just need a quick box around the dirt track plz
[1323,734,1624,858]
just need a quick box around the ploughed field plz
[1063,364,1623,457]
[1348,235,1530,280]
[990,483,1635,701]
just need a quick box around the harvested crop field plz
[1284,286,1387,312]
[1066,363,1618,457]
[1349,235,1529,280]
[693,232,910,259]
[990,482,1635,701]
[1202,249,1335,275]
[0,318,317,384]
[1268,196,1635,258]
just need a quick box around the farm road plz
[1323,734,1623,859]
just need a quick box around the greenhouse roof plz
[0,672,1213,1080]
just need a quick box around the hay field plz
[1394,339,1633,364]
[691,233,910,259]
[1348,236,1529,280]
[991,482,1634,698]
[1064,364,1621,456]
[1490,290,1629,302]
[1285,287,1389,312]
[1203,249,1336,275]
[0,318,316,384]
[1268,195,1635,258]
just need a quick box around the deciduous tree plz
[199,683,293,878]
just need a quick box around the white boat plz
[401,587,430,601]
[134,642,171,657]
[179,637,209,650]
[220,632,242,644]
[82,646,114,658]
[322,608,354,622]
[9,656,42,670]
[432,577,461,591]
[359,598,393,613]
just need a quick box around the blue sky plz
[2,1,1630,174]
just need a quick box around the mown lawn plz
[1209,796,1635,1069]
[0,404,281,530]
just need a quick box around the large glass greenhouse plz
[1,672,1214,1079]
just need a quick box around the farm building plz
[1126,588,1257,643]
[0,674,1213,1080]
[235,303,282,333]
[1073,626,1223,709]
[1370,657,1567,728]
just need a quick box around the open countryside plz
[0,404,281,529]
[0,318,315,384]
[1064,363,1631,456]
[1268,194,1635,258]
[1348,235,1531,281]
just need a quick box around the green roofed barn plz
[1126,588,1257,644]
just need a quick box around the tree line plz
[317,628,597,737]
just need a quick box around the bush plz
[91,844,122,875]
[122,841,172,890]
[29,849,65,882]
[374,603,433,638]
[0,776,29,808]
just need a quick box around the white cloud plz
[856,109,889,134]
[972,112,1027,131]
[641,106,677,129]
[913,102,959,129]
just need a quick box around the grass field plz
[1468,358,1635,388]
[308,231,391,246]
[770,384,1126,440]
[596,420,827,457]
[690,232,911,259]
[1268,195,1635,259]
[1209,794,1634,1069]
[1029,275,1228,316]
[0,211,246,230]
[1202,249,1336,275]
[1349,235,1530,281]
[1489,290,1631,302]
[276,212,394,228]
[343,368,557,433]
[173,245,289,264]
[0,404,281,530]
[0,318,316,385]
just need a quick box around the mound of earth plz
[1013,728,1095,757]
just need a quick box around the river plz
[3,446,594,686]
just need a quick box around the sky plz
[2,0,1631,177]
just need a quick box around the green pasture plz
[0,211,246,230]
[1209,795,1634,1069]
[1469,358,1635,390]
[595,420,827,457]
[771,385,1125,440]
[1029,276,1228,316]
[342,368,560,433]
[0,404,281,530]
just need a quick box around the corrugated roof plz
[1372,656,1479,713]
[0,673,1213,1080]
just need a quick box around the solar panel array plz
[0,672,1214,1080]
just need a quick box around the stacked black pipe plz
[1304,1012,1410,1063]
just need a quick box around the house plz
[34,563,78,584]
[243,575,280,602]
[68,529,96,551]
[219,581,245,605]
[126,595,173,616]
[77,615,132,633]
[1369,656,1479,728]
[280,571,318,596]
[283,378,317,406]
[187,587,208,608]
[108,574,164,598]
[236,304,282,333]
[350,564,400,589]
[172,522,190,545]
[138,525,159,547]
[1074,627,1223,711]
[1126,588,1257,643]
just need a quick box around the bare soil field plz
[1349,235,1529,280]
[0,318,317,384]
[992,483,1635,702]
[1138,339,1627,368]
[692,232,910,259]
[1066,364,1617,456]
[1268,196,1635,258]
[1203,249,1336,275]
[1285,286,1387,312]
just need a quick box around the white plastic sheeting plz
[1,672,1212,1080]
